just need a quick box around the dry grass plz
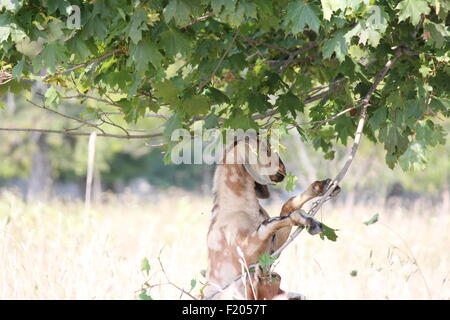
[0,190,448,300]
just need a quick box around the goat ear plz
[255,182,270,199]
[237,139,274,185]
[243,162,273,185]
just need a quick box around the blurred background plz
[0,87,449,299]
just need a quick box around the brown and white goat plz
[204,138,340,300]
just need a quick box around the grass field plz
[0,189,448,300]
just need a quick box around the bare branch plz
[100,111,169,120]
[300,105,362,127]
[157,256,198,300]
[27,99,106,134]
[60,93,118,106]
[295,78,346,97]
[251,83,344,121]
[100,113,130,137]
[184,12,214,27]
[239,37,291,54]
[0,71,12,85]
[44,48,123,80]
[278,42,318,73]
[0,127,162,139]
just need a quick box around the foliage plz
[364,213,379,225]
[319,222,338,241]
[138,289,153,300]
[141,257,151,276]
[258,252,276,275]
[0,0,448,172]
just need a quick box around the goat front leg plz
[243,209,323,261]
[272,179,341,251]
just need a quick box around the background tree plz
[0,0,448,172]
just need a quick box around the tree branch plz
[0,71,13,85]
[239,37,291,54]
[184,12,214,28]
[0,127,162,139]
[27,99,106,134]
[157,256,198,300]
[44,48,124,80]
[300,105,363,127]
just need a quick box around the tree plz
[0,0,448,170]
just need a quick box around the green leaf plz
[67,37,92,62]
[164,0,192,27]
[321,0,345,20]
[190,279,196,291]
[363,213,379,225]
[429,97,449,112]
[44,87,60,108]
[141,258,151,276]
[83,16,108,41]
[324,150,335,160]
[205,87,230,105]
[399,141,428,171]
[116,98,136,123]
[47,20,65,42]
[163,113,183,141]
[125,9,148,44]
[160,29,192,58]
[0,16,11,43]
[0,13,26,44]
[138,289,153,300]
[203,113,219,129]
[35,42,67,73]
[45,0,70,15]
[284,173,297,192]
[423,21,449,48]
[369,107,387,130]
[258,252,276,268]
[248,93,270,113]
[12,58,24,79]
[319,223,338,241]
[322,31,347,63]
[283,1,320,34]
[415,121,446,147]
[181,95,211,116]
[350,270,358,277]
[106,71,132,91]
[128,38,163,74]
[277,91,303,116]
[345,6,388,47]
[396,0,430,26]
[335,115,355,145]
[154,81,181,106]
[240,1,257,19]
[224,113,258,130]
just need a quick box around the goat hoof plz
[307,219,323,235]
[312,179,341,197]
[287,292,307,300]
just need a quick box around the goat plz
[204,138,340,300]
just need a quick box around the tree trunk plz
[27,133,52,202]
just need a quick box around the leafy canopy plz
[0,0,448,169]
